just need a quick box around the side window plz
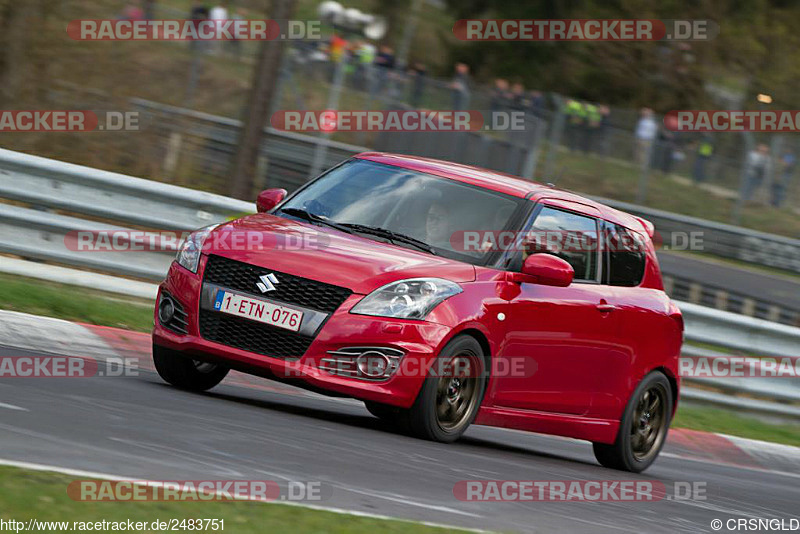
[521,206,600,282]
[606,224,646,286]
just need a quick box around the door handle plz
[596,303,616,313]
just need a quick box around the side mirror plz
[512,253,574,287]
[256,188,287,213]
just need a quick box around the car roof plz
[354,152,651,236]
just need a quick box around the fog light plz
[356,351,390,378]
[158,296,175,324]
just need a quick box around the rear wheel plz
[406,335,486,443]
[593,371,672,473]
[152,344,229,392]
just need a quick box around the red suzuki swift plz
[152,153,683,473]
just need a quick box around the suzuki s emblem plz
[256,273,279,293]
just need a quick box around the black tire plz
[593,371,673,473]
[406,335,486,443]
[152,343,229,392]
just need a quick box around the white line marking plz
[660,452,800,480]
[0,458,489,533]
[0,402,28,412]
[332,483,482,518]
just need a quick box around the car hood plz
[202,214,476,294]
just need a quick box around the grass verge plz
[0,466,466,534]
[0,272,153,332]
[672,406,800,447]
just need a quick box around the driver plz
[425,201,453,250]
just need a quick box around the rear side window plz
[522,206,600,282]
[606,224,646,286]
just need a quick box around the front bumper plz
[152,258,453,408]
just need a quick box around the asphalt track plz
[1,337,799,534]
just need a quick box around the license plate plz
[213,290,303,332]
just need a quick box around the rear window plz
[606,224,646,286]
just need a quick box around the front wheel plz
[593,371,673,473]
[406,335,486,443]
[153,344,229,392]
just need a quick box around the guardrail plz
[679,305,800,419]
[129,98,800,276]
[0,148,799,417]
[0,147,251,280]
[0,146,253,231]
[593,197,800,275]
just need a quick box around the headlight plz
[175,224,219,273]
[350,278,462,319]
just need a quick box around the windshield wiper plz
[279,208,354,234]
[339,223,437,255]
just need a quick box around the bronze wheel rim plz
[630,384,668,462]
[435,353,481,433]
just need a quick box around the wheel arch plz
[448,327,493,404]
[649,365,680,420]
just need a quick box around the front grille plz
[199,313,314,360]
[203,255,352,313]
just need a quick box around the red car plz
[152,153,683,472]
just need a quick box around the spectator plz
[121,1,145,20]
[509,82,528,112]
[143,0,156,20]
[772,148,796,207]
[564,99,586,152]
[189,2,210,53]
[353,41,376,91]
[190,2,209,21]
[596,105,611,157]
[584,102,602,153]
[408,62,427,108]
[692,134,713,183]
[228,7,246,59]
[528,90,545,118]
[374,45,395,69]
[450,63,471,111]
[374,45,395,95]
[634,108,658,167]
[656,113,679,174]
[490,79,510,114]
[209,3,228,54]
[743,143,772,203]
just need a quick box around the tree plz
[230,0,297,200]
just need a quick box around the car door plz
[489,203,625,416]
[592,221,664,419]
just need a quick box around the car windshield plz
[276,159,525,265]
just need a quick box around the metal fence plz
[125,99,800,276]
[0,148,798,417]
